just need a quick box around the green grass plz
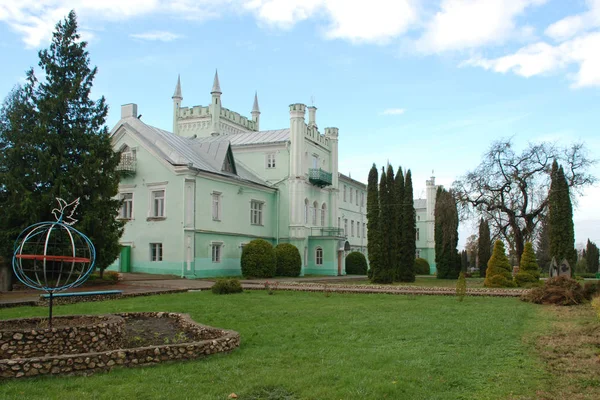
[0,291,553,399]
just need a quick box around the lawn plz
[1,290,554,399]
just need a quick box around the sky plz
[1,0,599,248]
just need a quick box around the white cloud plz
[544,0,600,41]
[381,108,406,115]
[243,0,419,44]
[462,32,600,88]
[130,31,183,42]
[416,0,547,53]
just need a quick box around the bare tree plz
[453,139,595,264]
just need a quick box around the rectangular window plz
[363,223,366,238]
[250,200,263,225]
[344,219,348,236]
[338,217,341,229]
[343,185,347,202]
[212,243,222,263]
[151,190,165,217]
[350,188,353,203]
[266,153,276,169]
[120,193,133,219]
[351,220,354,237]
[356,190,359,206]
[357,223,360,238]
[361,192,365,206]
[312,155,318,169]
[212,192,221,221]
[150,243,163,262]
[316,247,323,265]
[416,228,420,241]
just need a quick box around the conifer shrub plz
[241,239,276,278]
[484,241,516,288]
[274,243,301,277]
[583,281,599,300]
[522,276,586,305]
[211,279,243,294]
[515,242,541,287]
[345,252,368,275]
[414,258,431,275]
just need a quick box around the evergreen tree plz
[0,11,123,277]
[398,169,416,282]
[549,160,577,271]
[477,218,491,278]
[586,239,599,274]
[373,166,394,283]
[456,272,467,302]
[536,216,551,273]
[394,166,404,280]
[386,164,400,279]
[461,250,468,272]
[484,241,516,287]
[515,242,540,287]
[435,188,460,279]
[366,164,380,280]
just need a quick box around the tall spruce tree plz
[549,160,577,271]
[0,11,123,277]
[398,169,416,282]
[477,218,491,278]
[461,250,468,272]
[435,188,460,279]
[386,164,400,280]
[394,166,404,280]
[586,239,599,274]
[366,164,380,280]
[374,166,394,283]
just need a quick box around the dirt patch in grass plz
[0,315,110,330]
[534,305,600,399]
[123,316,191,348]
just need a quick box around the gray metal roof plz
[228,129,290,146]
[414,199,427,209]
[112,116,270,187]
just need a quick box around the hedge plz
[275,243,301,277]
[414,258,430,275]
[211,279,243,294]
[241,239,276,278]
[346,252,368,275]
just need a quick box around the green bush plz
[241,239,276,278]
[583,281,599,300]
[274,243,301,277]
[484,241,516,288]
[576,272,599,279]
[515,242,540,287]
[211,279,243,294]
[522,276,586,305]
[456,271,466,301]
[414,258,431,275]
[345,252,368,275]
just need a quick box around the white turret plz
[308,106,317,128]
[172,75,182,135]
[251,91,260,131]
[210,70,222,136]
[325,127,339,227]
[425,174,437,246]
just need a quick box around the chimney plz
[308,106,317,127]
[121,103,138,119]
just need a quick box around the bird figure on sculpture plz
[51,198,80,226]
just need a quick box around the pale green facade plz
[109,72,436,278]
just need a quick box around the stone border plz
[0,312,240,379]
[243,281,528,297]
[1,314,124,360]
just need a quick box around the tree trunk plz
[0,257,13,292]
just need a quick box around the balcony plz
[308,168,332,188]
[116,153,136,176]
[310,227,345,238]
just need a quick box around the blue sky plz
[1,0,599,247]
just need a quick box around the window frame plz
[147,182,168,220]
[119,192,134,220]
[150,243,163,262]
[266,153,276,169]
[212,191,222,221]
[250,200,264,226]
[211,242,223,263]
[315,247,323,266]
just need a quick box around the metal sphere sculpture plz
[13,198,96,325]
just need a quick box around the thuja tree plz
[435,187,461,279]
[0,11,123,277]
[373,165,395,283]
[536,217,551,273]
[515,242,540,287]
[549,160,577,270]
[398,169,416,282]
[367,164,381,281]
[394,166,404,280]
[586,240,599,273]
[484,241,516,288]
[478,218,491,278]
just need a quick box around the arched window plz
[304,199,309,224]
[312,201,318,225]
[315,247,323,265]
[321,203,326,226]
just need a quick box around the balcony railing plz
[116,153,136,176]
[310,227,345,237]
[308,168,332,188]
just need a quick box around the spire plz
[211,69,221,94]
[252,91,260,113]
[172,74,182,100]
